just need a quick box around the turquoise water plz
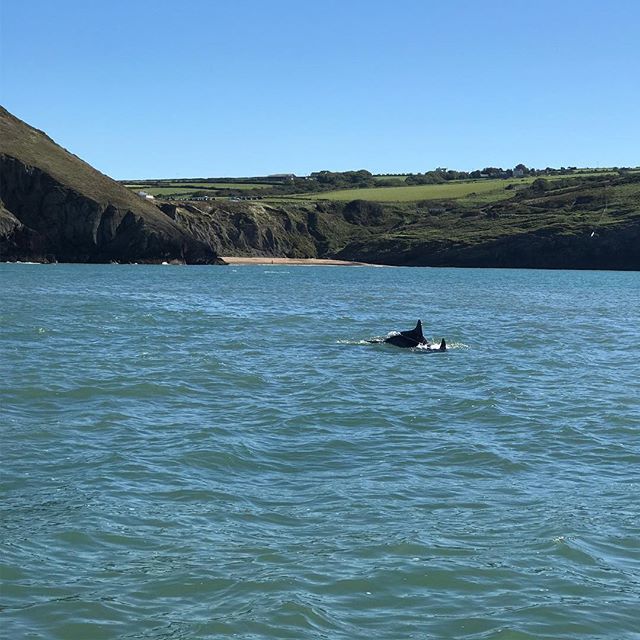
[1,263,639,639]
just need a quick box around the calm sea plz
[1,263,639,639]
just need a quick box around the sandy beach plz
[220,256,375,266]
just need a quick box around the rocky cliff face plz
[158,200,361,258]
[0,107,221,264]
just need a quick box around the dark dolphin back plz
[384,320,426,347]
[399,320,426,344]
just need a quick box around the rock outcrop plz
[157,200,358,258]
[0,107,222,263]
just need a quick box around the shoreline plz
[220,256,379,266]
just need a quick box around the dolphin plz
[372,319,447,350]
[384,319,428,348]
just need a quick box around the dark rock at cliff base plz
[0,107,223,264]
[334,222,640,270]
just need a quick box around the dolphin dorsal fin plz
[398,319,425,345]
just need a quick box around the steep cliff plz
[0,107,221,263]
[157,200,361,258]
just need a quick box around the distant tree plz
[405,172,446,185]
[481,167,505,178]
[308,169,375,190]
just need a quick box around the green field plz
[130,186,212,195]
[124,182,270,196]
[123,169,629,202]
[296,178,531,202]
[176,182,269,190]
[286,171,620,203]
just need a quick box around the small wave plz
[417,340,468,350]
[439,341,468,350]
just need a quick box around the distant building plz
[513,168,525,178]
[136,191,155,200]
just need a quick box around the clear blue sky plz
[1,0,638,179]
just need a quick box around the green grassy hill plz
[329,173,640,268]
[122,169,630,205]
[291,178,524,202]
[0,107,220,263]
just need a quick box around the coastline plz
[220,256,378,266]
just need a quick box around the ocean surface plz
[1,263,639,640]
